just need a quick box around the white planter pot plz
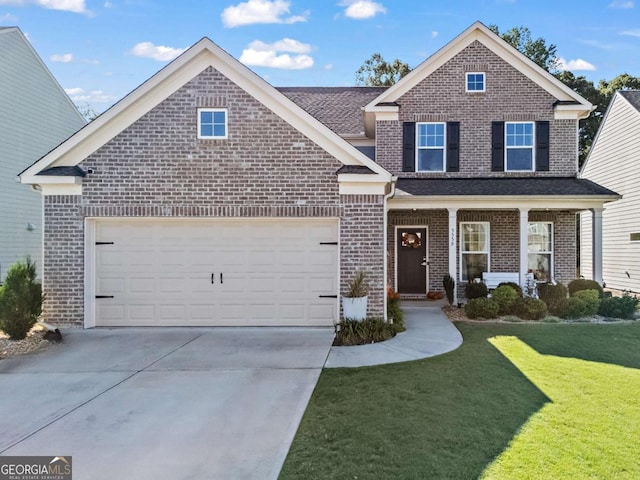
[342,296,368,321]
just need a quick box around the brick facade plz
[376,41,578,177]
[41,67,386,326]
[388,209,577,297]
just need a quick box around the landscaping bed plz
[0,325,51,359]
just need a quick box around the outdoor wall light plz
[26,223,35,231]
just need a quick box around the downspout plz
[383,176,397,322]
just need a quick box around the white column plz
[448,208,458,304]
[591,207,603,285]
[519,208,529,287]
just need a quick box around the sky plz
[2,0,640,114]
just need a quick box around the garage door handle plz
[319,295,337,298]
[220,273,223,284]
[96,295,114,299]
[211,273,215,284]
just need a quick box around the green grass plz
[279,322,640,480]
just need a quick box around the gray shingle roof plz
[277,87,387,136]
[396,177,619,197]
[336,165,375,174]
[619,90,640,112]
[37,166,87,177]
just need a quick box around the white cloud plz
[609,0,634,7]
[81,58,100,64]
[65,87,116,103]
[50,52,73,62]
[339,0,386,19]
[129,41,186,61]
[0,12,18,22]
[221,0,308,28]
[0,0,87,13]
[621,29,640,37]
[558,57,597,71]
[431,31,438,39]
[240,38,314,69]
[104,0,112,6]
[324,63,333,70]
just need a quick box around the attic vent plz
[464,63,488,72]
[196,96,227,108]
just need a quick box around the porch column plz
[591,207,603,285]
[519,208,529,287]
[448,208,458,304]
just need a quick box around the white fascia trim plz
[40,184,82,196]
[554,105,593,120]
[21,38,391,180]
[364,21,592,112]
[345,138,375,146]
[388,195,620,211]
[339,181,389,195]
[21,175,82,185]
[374,111,400,122]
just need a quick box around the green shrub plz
[0,257,43,340]
[386,298,405,331]
[573,289,600,316]
[465,297,499,319]
[443,274,456,305]
[599,294,639,320]
[496,282,523,297]
[491,285,519,315]
[537,282,568,314]
[465,282,488,299]
[559,296,588,319]
[513,297,548,321]
[334,318,400,346]
[568,279,604,298]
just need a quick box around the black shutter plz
[446,122,460,172]
[491,121,505,172]
[536,121,550,171]
[402,122,416,172]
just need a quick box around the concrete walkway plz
[325,300,463,368]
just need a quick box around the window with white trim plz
[528,222,553,282]
[197,108,227,139]
[631,233,640,243]
[505,122,535,171]
[460,222,490,282]
[416,122,446,172]
[466,72,485,92]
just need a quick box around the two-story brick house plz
[20,22,617,328]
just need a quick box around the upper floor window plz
[466,72,485,92]
[197,108,227,139]
[505,122,534,171]
[416,122,446,172]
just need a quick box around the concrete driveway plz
[0,327,334,480]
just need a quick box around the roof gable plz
[365,21,592,116]
[21,38,390,181]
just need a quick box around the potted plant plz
[342,270,369,321]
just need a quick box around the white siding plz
[0,28,85,280]
[579,211,593,279]
[581,94,640,292]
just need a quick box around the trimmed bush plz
[0,257,43,340]
[568,279,604,298]
[560,296,588,319]
[537,282,568,315]
[599,294,639,320]
[443,274,455,305]
[465,282,488,299]
[334,318,400,346]
[465,297,499,319]
[513,297,548,321]
[573,289,600,316]
[496,282,523,297]
[491,285,519,315]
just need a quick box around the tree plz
[489,25,559,73]
[0,257,43,340]
[355,53,411,87]
[76,102,100,122]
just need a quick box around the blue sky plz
[2,0,639,113]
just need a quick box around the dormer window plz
[197,108,227,139]
[466,72,485,92]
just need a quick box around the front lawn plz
[279,322,640,480]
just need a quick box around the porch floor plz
[324,300,463,368]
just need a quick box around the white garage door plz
[94,219,339,326]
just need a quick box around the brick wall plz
[376,41,578,177]
[388,209,578,297]
[42,66,386,326]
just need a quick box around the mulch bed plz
[0,325,52,359]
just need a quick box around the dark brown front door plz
[397,228,427,294]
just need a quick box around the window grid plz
[528,222,553,282]
[505,121,534,171]
[416,122,446,172]
[466,72,485,92]
[197,108,227,139]
[460,222,490,282]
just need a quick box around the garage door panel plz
[95,219,338,326]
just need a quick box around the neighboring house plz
[0,27,85,280]
[580,91,640,293]
[20,22,617,328]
